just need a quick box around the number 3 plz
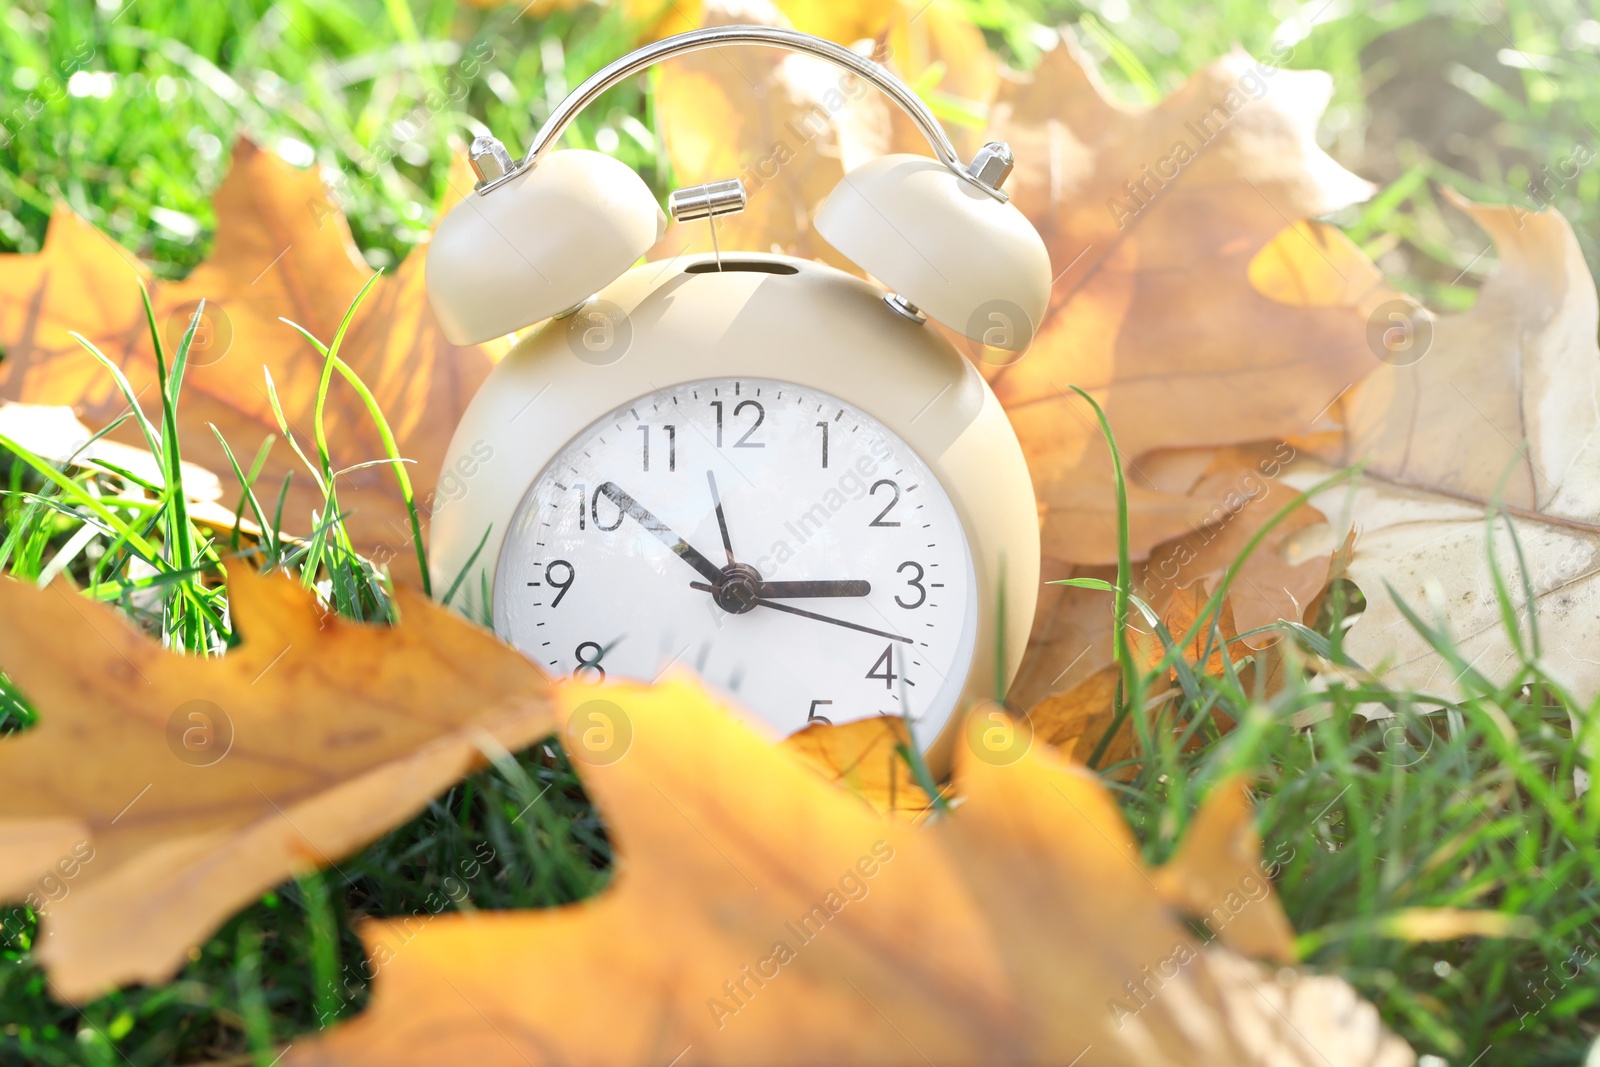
[895,561,926,609]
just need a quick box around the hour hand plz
[762,579,873,598]
[596,482,723,585]
[690,579,870,599]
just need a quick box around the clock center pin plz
[712,562,763,615]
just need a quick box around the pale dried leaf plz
[1290,194,1600,709]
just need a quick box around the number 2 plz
[869,480,900,526]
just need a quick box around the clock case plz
[427,252,1039,769]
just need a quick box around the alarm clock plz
[424,25,1049,767]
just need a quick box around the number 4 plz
[866,645,897,689]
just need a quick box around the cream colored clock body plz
[428,253,1038,768]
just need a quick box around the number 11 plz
[639,424,676,471]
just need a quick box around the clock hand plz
[758,579,871,598]
[706,469,735,567]
[595,482,723,586]
[690,579,872,598]
[755,599,911,644]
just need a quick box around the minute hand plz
[595,482,723,585]
[757,599,911,643]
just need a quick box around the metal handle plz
[473,24,1011,201]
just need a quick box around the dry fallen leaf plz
[1137,442,1336,648]
[1289,193,1600,709]
[0,139,507,582]
[778,0,900,46]
[463,0,895,45]
[650,0,890,270]
[985,36,1386,566]
[649,0,997,265]
[286,678,1412,1067]
[879,0,1002,160]
[1149,777,1297,964]
[1026,663,1125,762]
[649,0,1000,264]
[0,569,551,1002]
[977,37,1385,705]
[783,715,936,819]
[1011,476,1324,716]
[1016,586,1247,768]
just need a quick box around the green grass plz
[1095,520,1600,1065]
[1055,387,1600,1063]
[5,285,1598,1065]
[0,0,663,278]
[3,0,1600,1063]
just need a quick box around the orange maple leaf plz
[0,569,551,1002]
[985,37,1387,567]
[283,679,1412,1067]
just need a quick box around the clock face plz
[494,376,979,743]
